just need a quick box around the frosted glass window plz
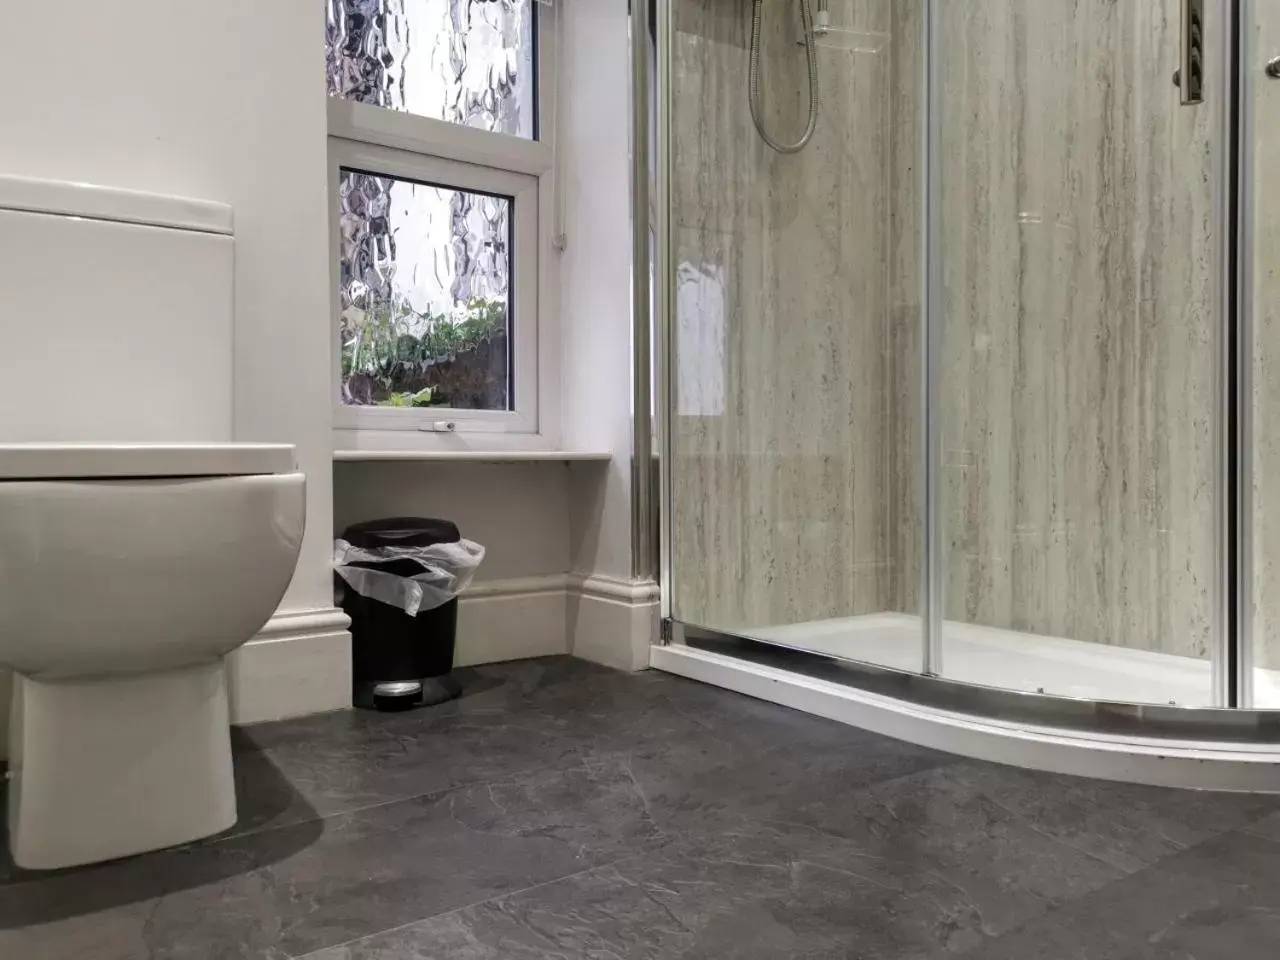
[338,168,513,411]
[326,0,537,139]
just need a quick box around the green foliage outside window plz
[340,298,507,408]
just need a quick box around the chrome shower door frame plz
[639,0,1272,725]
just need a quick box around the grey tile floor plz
[4,656,1280,959]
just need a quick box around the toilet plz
[0,443,304,869]
[0,176,306,868]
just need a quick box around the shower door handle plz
[1178,0,1204,104]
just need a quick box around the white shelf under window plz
[333,449,612,464]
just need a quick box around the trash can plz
[335,517,485,711]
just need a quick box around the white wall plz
[0,0,343,729]
[559,0,660,671]
[334,462,573,582]
[328,0,653,673]
[330,0,642,590]
[333,461,581,668]
[0,0,650,753]
[0,0,331,613]
[560,0,639,583]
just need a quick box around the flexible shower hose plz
[749,0,820,154]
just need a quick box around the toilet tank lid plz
[0,444,296,480]
[0,175,232,235]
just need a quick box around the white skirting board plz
[569,576,661,672]
[650,643,1280,793]
[218,577,656,724]
[226,576,659,725]
[456,576,572,666]
[0,578,660,756]
[226,606,353,725]
[459,573,660,671]
[0,606,354,758]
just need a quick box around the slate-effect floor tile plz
[4,656,1278,960]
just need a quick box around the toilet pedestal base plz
[6,660,237,870]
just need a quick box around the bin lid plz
[342,517,461,549]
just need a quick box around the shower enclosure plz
[638,0,1280,777]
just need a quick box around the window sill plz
[333,449,611,464]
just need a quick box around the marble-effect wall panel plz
[670,0,1242,676]
[936,0,1219,665]
[1252,2,1280,674]
[887,0,922,616]
[670,0,906,632]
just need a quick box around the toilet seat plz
[0,442,295,479]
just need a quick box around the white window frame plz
[328,2,560,448]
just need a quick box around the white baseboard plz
[229,586,571,723]
[227,606,353,725]
[456,573,659,672]
[0,607,354,754]
[0,578,658,752]
[457,575,571,666]
[230,582,576,724]
[569,576,661,672]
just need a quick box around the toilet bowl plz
[0,442,305,869]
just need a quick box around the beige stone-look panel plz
[667,0,1249,679]
[669,0,905,634]
[887,0,923,616]
[1251,3,1280,674]
[936,0,1218,668]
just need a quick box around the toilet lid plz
[0,443,296,479]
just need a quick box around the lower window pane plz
[338,168,512,411]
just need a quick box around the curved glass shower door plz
[934,0,1224,705]
[668,0,924,673]
[665,0,1237,707]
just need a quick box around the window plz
[326,0,537,137]
[326,0,553,438]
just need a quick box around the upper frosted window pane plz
[326,0,537,139]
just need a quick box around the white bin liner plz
[334,538,485,616]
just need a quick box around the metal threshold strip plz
[678,623,1280,745]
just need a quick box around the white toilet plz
[0,444,304,869]
[0,176,306,868]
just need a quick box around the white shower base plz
[745,612,1280,708]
